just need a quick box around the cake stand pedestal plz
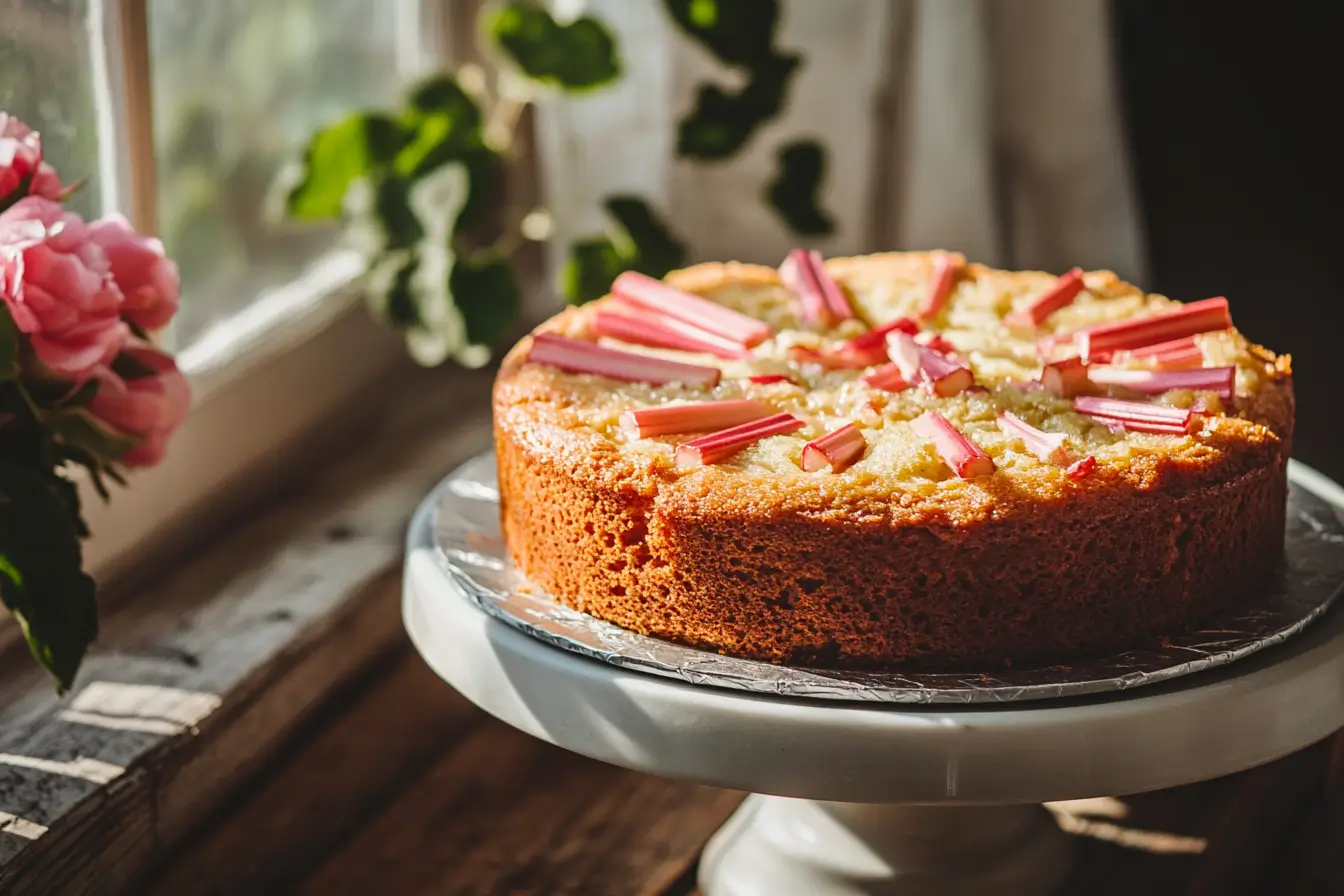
[403,473,1344,896]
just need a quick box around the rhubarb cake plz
[493,251,1293,669]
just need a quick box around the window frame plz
[71,0,459,582]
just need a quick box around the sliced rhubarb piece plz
[620,399,770,439]
[594,307,748,359]
[801,423,867,473]
[916,254,960,319]
[1040,356,1089,397]
[1073,396,1199,435]
[779,249,829,325]
[613,271,772,348]
[1116,335,1205,370]
[1074,297,1231,359]
[887,331,924,381]
[788,319,922,370]
[1086,365,1235,399]
[675,412,804,468]
[528,333,721,386]
[861,363,912,392]
[919,350,976,397]
[745,373,795,385]
[910,412,996,478]
[1003,267,1085,329]
[779,249,854,325]
[886,331,974,397]
[996,411,1068,464]
[809,250,854,321]
[914,330,957,355]
[1065,456,1097,480]
[837,317,920,365]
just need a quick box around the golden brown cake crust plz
[494,254,1295,669]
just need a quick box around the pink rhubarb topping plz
[1003,267,1085,329]
[528,333,721,386]
[620,399,770,439]
[1114,335,1205,370]
[800,423,867,473]
[996,411,1069,464]
[612,271,772,348]
[779,249,854,325]
[745,373,796,385]
[1086,364,1235,399]
[674,412,804,468]
[861,363,913,392]
[1065,456,1097,480]
[1074,297,1231,360]
[916,254,960,319]
[1040,356,1089,397]
[914,330,958,356]
[594,304,749,359]
[789,318,919,369]
[910,412,996,478]
[887,331,975,397]
[1073,396,1200,435]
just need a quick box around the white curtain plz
[535,0,1146,285]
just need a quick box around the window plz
[148,0,404,343]
[0,0,103,218]
[1,0,448,577]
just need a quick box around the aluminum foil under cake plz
[430,452,1344,704]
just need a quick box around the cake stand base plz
[405,463,1344,896]
[700,798,1071,896]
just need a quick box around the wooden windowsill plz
[0,362,497,895]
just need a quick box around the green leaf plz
[57,445,111,507]
[561,197,687,305]
[0,465,98,692]
[450,253,521,348]
[110,351,158,381]
[676,52,800,160]
[605,196,687,277]
[285,112,407,220]
[393,80,484,176]
[364,250,421,330]
[0,307,20,381]
[661,0,782,68]
[487,2,622,91]
[392,76,500,230]
[42,410,136,465]
[764,139,835,236]
[57,379,100,409]
[561,239,625,306]
[405,74,485,130]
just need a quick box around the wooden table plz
[143,640,1344,896]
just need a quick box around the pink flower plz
[0,114,61,202]
[87,214,179,330]
[89,344,191,467]
[0,196,128,381]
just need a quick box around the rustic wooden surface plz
[0,369,495,896]
[137,631,1343,896]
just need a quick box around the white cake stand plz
[403,464,1344,896]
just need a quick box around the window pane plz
[148,0,403,345]
[0,0,102,218]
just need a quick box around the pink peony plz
[0,114,61,202]
[87,214,179,330]
[0,197,128,381]
[89,344,190,467]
